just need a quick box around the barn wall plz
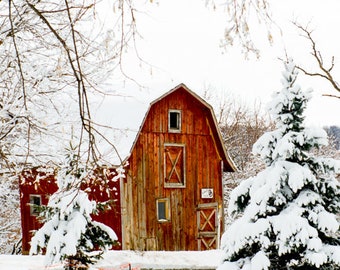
[19,168,57,254]
[122,88,225,251]
[19,168,123,254]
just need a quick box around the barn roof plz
[94,83,236,171]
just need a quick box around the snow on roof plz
[92,84,187,165]
[92,83,236,170]
[92,89,150,165]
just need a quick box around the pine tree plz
[30,147,119,269]
[219,60,340,270]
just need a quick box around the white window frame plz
[168,109,181,133]
[156,198,171,222]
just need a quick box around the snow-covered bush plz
[30,151,119,269]
[219,60,340,270]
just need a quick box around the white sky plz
[113,0,340,127]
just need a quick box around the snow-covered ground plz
[0,250,221,270]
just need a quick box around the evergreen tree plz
[30,147,118,269]
[219,60,340,270]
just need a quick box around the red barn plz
[19,167,122,254]
[19,83,236,253]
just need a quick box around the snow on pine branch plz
[219,59,340,270]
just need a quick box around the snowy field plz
[0,250,221,270]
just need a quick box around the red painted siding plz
[19,167,122,254]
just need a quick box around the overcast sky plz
[107,0,340,127]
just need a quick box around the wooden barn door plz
[164,143,185,188]
[197,203,220,250]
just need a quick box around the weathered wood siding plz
[122,87,227,251]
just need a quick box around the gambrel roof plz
[95,83,236,171]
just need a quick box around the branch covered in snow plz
[219,59,340,270]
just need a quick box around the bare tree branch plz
[208,0,274,58]
[24,0,119,167]
[294,22,340,98]
[9,0,27,110]
[64,0,97,165]
[322,94,340,100]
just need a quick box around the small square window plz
[168,110,181,132]
[156,198,170,222]
[29,194,41,216]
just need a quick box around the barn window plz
[29,194,41,216]
[168,110,181,132]
[156,198,170,222]
[164,143,186,188]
